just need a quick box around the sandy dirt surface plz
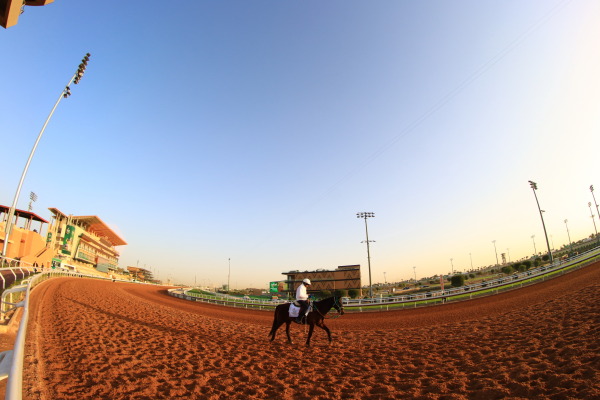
[20,264,600,400]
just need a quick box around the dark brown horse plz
[268,296,344,346]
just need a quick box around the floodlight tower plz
[531,235,537,255]
[2,53,91,257]
[491,240,499,265]
[228,258,231,292]
[24,191,38,230]
[590,185,600,225]
[588,202,598,237]
[528,181,553,262]
[356,212,375,298]
[27,191,37,212]
[564,219,573,254]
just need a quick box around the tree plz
[333,289,348,298]
[450,275,465,287]
[501,265,514,275]
[348,289,360,299]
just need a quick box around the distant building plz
[127,266,151,281]
[281,265,361,298]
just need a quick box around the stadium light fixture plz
[527,181,553,263]
[2,53,91,257]
[356,212,375,298]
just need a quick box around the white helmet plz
[302,278,311,285]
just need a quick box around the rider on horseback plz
[295,278,311,323]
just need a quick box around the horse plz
[268,296,344,346]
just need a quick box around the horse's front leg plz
[316,320,333,343]
[306,323,315,347]
[285,321,294,345]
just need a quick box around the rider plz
[295,278,311,323]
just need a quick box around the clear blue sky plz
[2,1,599,289]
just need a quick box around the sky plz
[2,1,600,289]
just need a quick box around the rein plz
[312,297,344,319]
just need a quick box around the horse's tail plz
[268,304,282,338]
[268,303,289,339]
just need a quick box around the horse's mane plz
[313,296,341,312]
[313,296,337,305]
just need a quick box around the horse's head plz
[333,296,345,316]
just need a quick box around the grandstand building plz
[45,208,127,273]
[281,265,361,297]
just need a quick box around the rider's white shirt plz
[296,284,308,300]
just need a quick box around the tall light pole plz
[2,53,91,257]
[564,219,573,254]
[450,258,454,274]
[413,266,416,284]
[492,240,499,265]
[27,191,37,212]
[588,202,598,237]
[531,235,537,255]
[528,181,553,262]
[227,258,231,292]
[24,191,38,230]
[356,212,375,298]
[469,253,473,270]
[507,248,511,262]
[591,185,600,225]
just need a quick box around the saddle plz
[289,300,312,320]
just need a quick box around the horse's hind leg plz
[285,321,294,345]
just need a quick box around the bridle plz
[312,297,344,319]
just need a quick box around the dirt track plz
[22,264,600,399]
